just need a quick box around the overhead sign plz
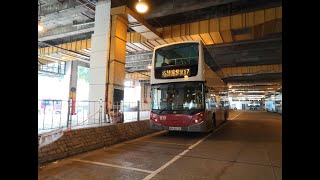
[162,69,190,78]
[38,128,64,149]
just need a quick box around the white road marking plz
[104,130,167,150]
[130,131,167,142]
[142,120,231,180]
[71,114,242,178]
[69,131,167,173]
[140,140,192,146]
[229,112,242,120]
[187,133,212,150]
[73,114,242,178]
[73,159,153,174]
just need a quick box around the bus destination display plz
[162,68,190,78]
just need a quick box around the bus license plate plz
[169,127,182,131]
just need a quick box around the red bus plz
[150,41,229,132]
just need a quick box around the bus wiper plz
[159,107,168,114]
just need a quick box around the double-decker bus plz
[149,41,229,132]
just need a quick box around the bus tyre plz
[212,113,216,128]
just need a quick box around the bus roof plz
[153,40,203,51]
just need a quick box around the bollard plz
[121,100,124,123]
[43,102,46,130]
[51,100,54,129]
[137,100,140,121]
[106,101,110,123]
[99,99,102,125]
[67,98,72,128]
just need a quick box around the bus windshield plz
[155,43,199,68]
[151,82,204,113]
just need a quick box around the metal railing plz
[38,99,150,135]
[121,101,150,123]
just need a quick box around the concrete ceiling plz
[207,34,281,68]
[38,0,281,44]
[38,0,282,94]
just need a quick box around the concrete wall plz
[38,120,156,165]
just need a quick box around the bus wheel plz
[212,113,216,128]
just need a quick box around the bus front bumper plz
[149,121,209,132]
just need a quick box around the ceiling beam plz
[38,23,94,41]
[39,0,80,16]
[127,6,282,48]
[222,72,282,83]
[229,85,281,91]
[228,81,282,86]
[144,0,239,19]
[111,6,162,39]
[222,64,281,78]
[39,6,282,54]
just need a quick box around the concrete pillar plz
[89,0,127,121]
[64,61,72,100]
[69,60,78,93]
[89,0,111,121]
[107,14,128,109]
[69,60,78,115]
